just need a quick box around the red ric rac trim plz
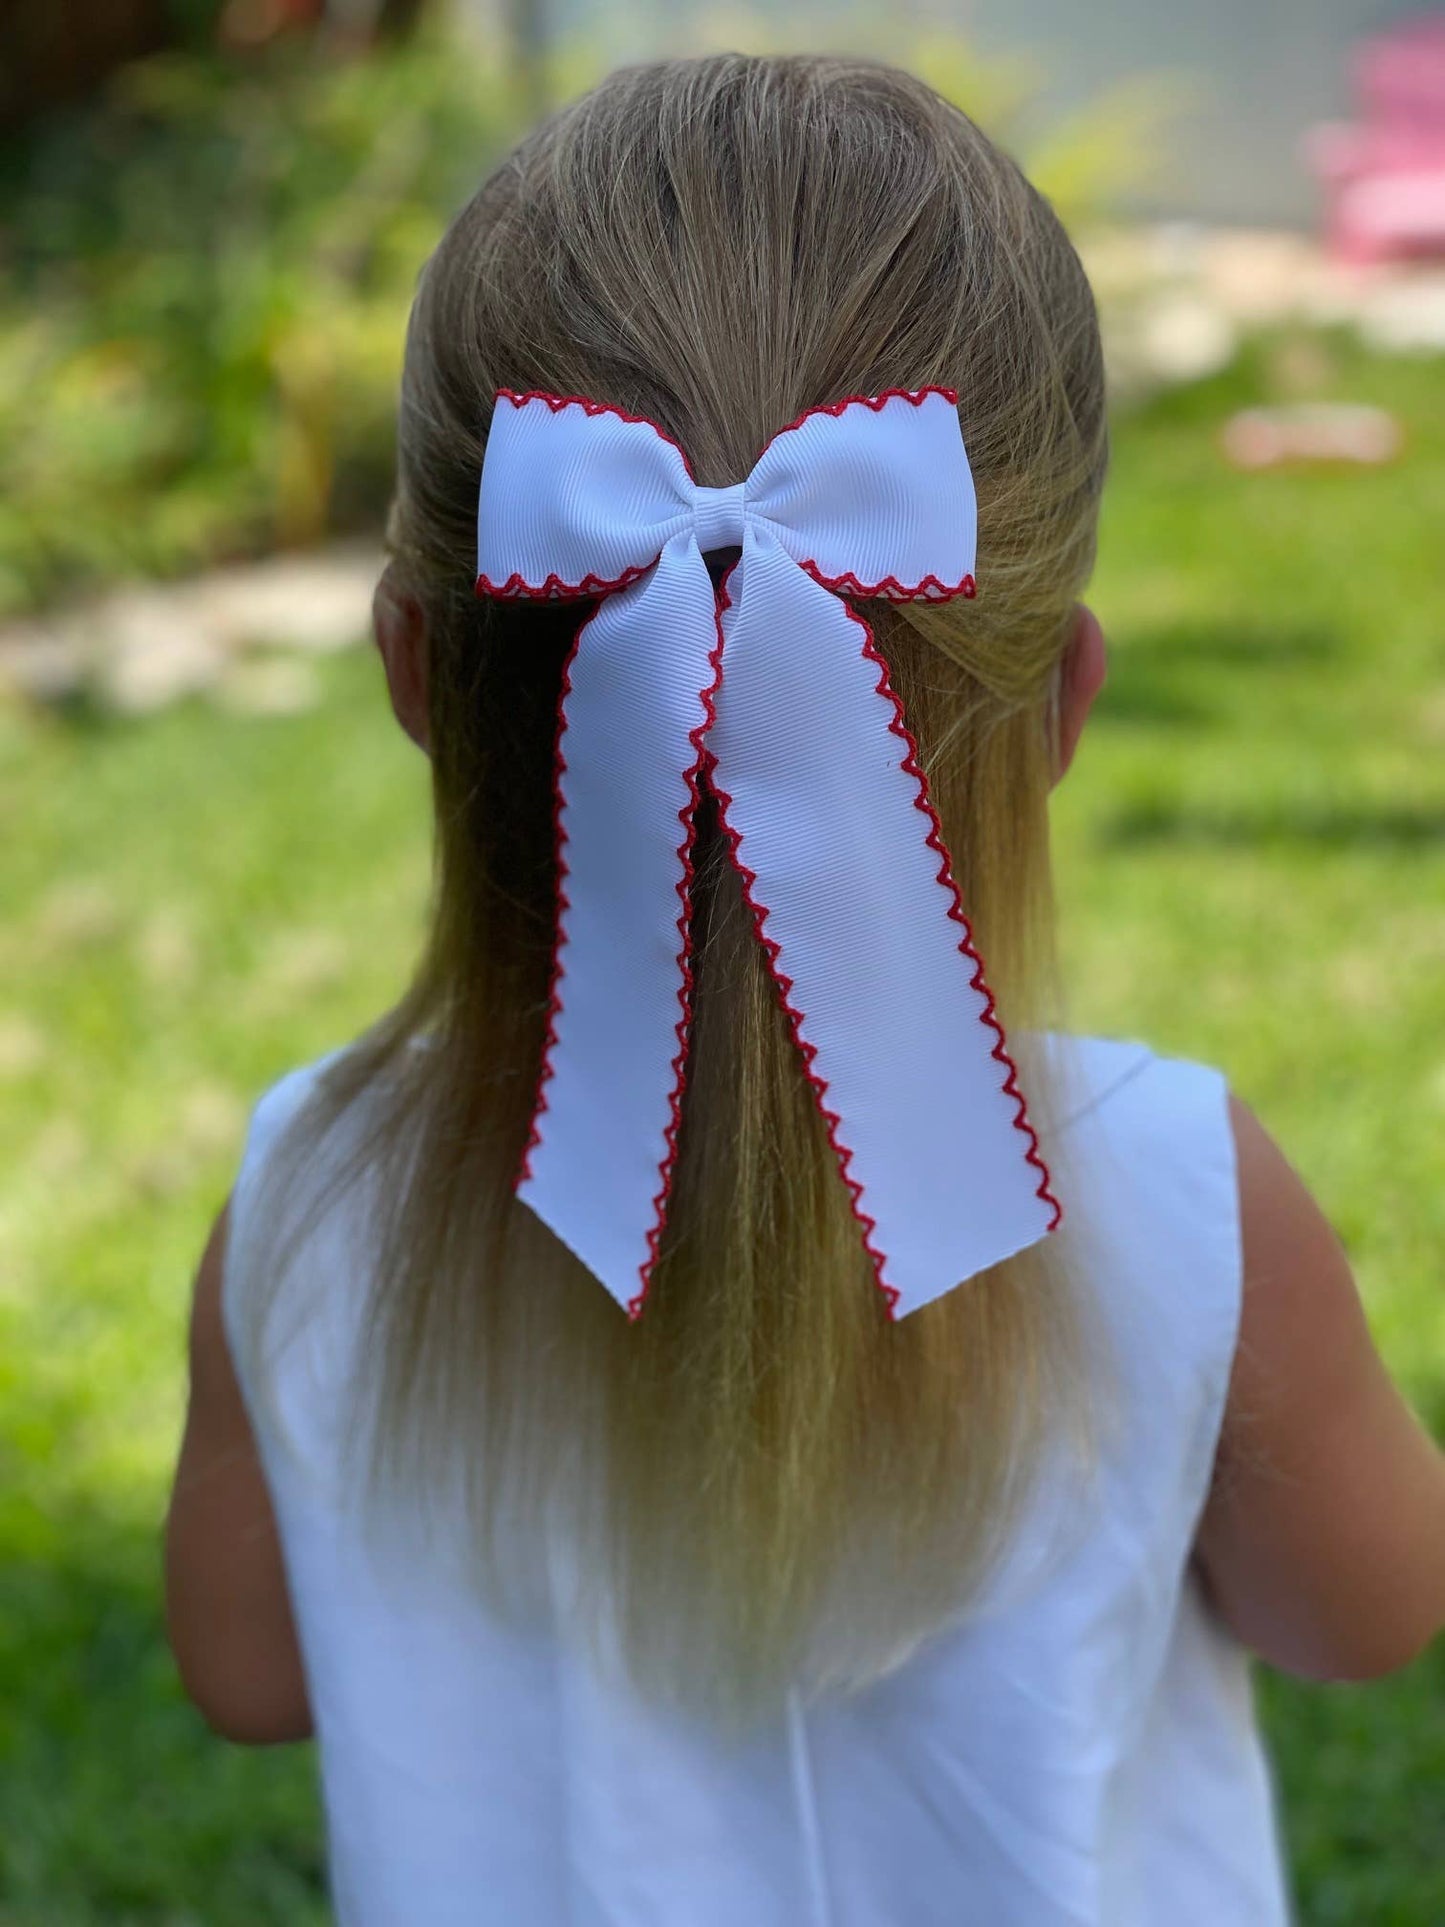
[800,563,977,603]
[764,388,976,605]
[508,381,1034,1321]
[706,577,1061,1321]
[845,601,1062,1243]
[491,387,698,480]
[702,569,902,1319]
[476,562,653,601]
[763,384,960,446]
[513,576,727,1326]
[513,612,595,1193]
[488,382,960,505]
[627,618,727,1322]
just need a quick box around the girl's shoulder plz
[1046,1031,1245,1451]
[228,1037,404,1267]
[223,1041,384,1455]
[233,1042,358,1181]
[1048,1030,1234,1175]
[1051,1030,1240,1252]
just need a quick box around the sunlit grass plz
[1058,337,1445,1925]
[0,655,428,1922]
[1,335,1442,1920]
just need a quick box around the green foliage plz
[904,38,1174,231]
[0,22,1159,622]
[1059,337,1445,1921]
[1,341,1442,1918]
[0,38,518,618]
[690,10,1167,231]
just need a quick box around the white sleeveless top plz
[224,1035,1292,1926]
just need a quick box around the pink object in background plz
[1306,12,1445,265]
[1220,404,1403,471]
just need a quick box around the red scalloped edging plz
[799,562,977,603]
[765,388,975,604]
[512,571,728,1324]
[706,583,1061,1320]
[844,601,1062,1241]
[476,562,654,602]
[502,380,1047,1317]
[762,384,960,449]
[481,385,979,604]
[490,382,962,501]
[703,568,903,1320]
[492,387,698,481]
[513,609,598,1195]
[626,613,727,1322]
[479,560,975,609]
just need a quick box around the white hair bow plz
[476,386,1060,1320]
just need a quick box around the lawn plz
[1,336,1442,1922]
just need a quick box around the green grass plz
[1,334,1443,1920]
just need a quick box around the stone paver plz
[0,542,382,713]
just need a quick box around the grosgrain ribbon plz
[476,386,1060,1320]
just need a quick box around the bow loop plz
[744,390,978,597]
[476,386,1058,1321]
[477,390,697,598]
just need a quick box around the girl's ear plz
[1053,603,1107,786]
[373,566,431,756]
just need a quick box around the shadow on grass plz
[1262,1640,1445,1927]
[1094,678,1217,731]
[0,1497,326,1926]
[2,1487,1442,1924]
[1101,800,1445,854]
[1092,620,1345,734]
[1116,620,1345,672]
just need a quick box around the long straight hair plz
[237,53,1109,1730]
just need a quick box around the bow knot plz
[692,480,748,555]
[476,386,1059,1320]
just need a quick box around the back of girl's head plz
[270,53,1109,1730]
[394,53,1103,666]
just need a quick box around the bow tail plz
[706,529,1060,1320]
[516,535,723,1317]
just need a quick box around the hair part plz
[238,51,1109,1730]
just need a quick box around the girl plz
[165,54,1445,1926]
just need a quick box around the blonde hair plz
[240,52,1108,1730]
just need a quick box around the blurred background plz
[1,1,1442,1920]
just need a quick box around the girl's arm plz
[164,1199,313,1743]
[1194,1097,1445,1680]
